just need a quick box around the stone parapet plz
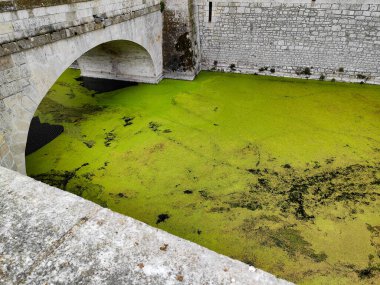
[0,0,160,44]
[0,1,160,54]
[0,166,292,285]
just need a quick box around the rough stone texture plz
[196,0,380,84]
[162,0,201,80]
[0,166,292,285]
[0,0,163,173]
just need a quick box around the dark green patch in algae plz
[156,214,170,224]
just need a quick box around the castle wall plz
[196,0,380,83]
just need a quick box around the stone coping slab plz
[0,166,292,285]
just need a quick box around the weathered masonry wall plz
[0,0,163,173]
[163,0,201,80]
[196,0,380,83]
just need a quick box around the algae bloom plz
[27,69,380,284]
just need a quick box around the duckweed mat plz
[26,69,380,284]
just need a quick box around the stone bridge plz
[0,0,201,174]
[0,0,166,173]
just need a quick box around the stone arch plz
[77,40,160,84]
[1,12,163,173]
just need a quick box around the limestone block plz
[0,21,12,34]
[0,55,13,71]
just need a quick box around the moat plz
[26,69,380,284]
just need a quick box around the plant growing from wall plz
[258,67,268,72]
[175,32,195,72]
[270,68,276,73]
[319,74,326,81]
[357,74,370,81]
[230,64,237,72]
[296,67,312,76]
[160,1,165,12]
[211,60,218,71]
[303,67,311,76]
[338,67,344,72]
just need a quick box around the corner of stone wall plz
[162,0,200,80]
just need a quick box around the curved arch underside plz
[77,40,160,84]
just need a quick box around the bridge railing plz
[1,0,96,12]
[0,0,160,47]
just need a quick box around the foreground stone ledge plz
[0,166,292,285]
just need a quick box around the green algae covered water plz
[26,69,380,284]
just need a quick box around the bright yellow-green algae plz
[26,69,380,284]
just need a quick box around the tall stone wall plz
[162,0,201,80]
[196,0,380,83]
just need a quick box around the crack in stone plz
[15,208,100,284]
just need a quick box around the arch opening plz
[77,40,161,85]
[25,39,159,158]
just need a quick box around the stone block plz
[30,34,50,47]
[50,31,62,42]
[0,55,13,71]
[2,41,20,54]
[17,39,33,49]
[0,21,13,35]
